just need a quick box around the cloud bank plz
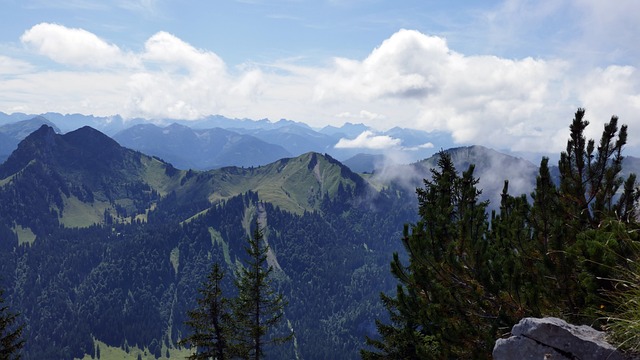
[2,22,640,155]
[335,131,402,150]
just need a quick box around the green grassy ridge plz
[2,132,370,235]
[177,152,366,214]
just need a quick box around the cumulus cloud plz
[314,28,577,153]
[5,23,640,155]
[335,131,402,149]
[20,23,136,68]
[142,31,225,75]
[125,31,243,119]
[315,30,449,102]
[12,23,264,120]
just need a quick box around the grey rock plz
[493,335,568,360]
[494,317,623,360]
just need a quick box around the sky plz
[0,0,639,155]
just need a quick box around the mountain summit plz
[0,125,182,237]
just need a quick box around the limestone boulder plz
[493,317,623,360]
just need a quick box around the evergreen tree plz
[486,182,539,319]
[362,152,495,358]
[180,263,232,360]
[540,108,638,320]
[0,287,24,360]
[364,109,640,359]
[233,223,291,360]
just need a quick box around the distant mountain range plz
[113,123,292,169]
[0,111,455,169]
[2,113,640,199]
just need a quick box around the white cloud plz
[20,23,136,68]
[4,23,640,156]
[12,24,253,120]
[335,131,402,149]
[398,142,435,152]
[314,28,574,153]
[142,31,225,75]
[315,30,449,102]
[124,31,242,119]
[230,69,264,99]
[0,56,34,74]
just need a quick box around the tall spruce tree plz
[180,263,233,360]
[233,223,291,360]
[0,287,24,360]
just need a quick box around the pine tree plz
[180,263,232,360]
[487,182,538,319]
[362,152,495,358]
[0,287,24,360]
[542,108,637,320]
[562,109,627,225]
[232,223,291,360]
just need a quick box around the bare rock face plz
[493,317,623,360]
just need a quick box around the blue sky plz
[0,0,639,155]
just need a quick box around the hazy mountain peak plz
[0,125,60,179]
[0,116,61,138]
[414,145,538,207]
[320,122,370,138]
[166,122,191,131]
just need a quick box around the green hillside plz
[177,152,367,214]
[0,125,412,359]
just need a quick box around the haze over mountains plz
[0,111,456,170]
[3,112,640,206]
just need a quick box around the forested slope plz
[0,125,415,359]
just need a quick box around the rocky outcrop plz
[493,317,623,360]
